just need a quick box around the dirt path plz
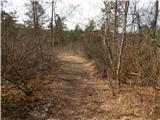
[28,52,113,120]
[48,52,111,120]
[27,51,158,120]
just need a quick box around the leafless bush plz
[2,27,56,95]
[84,33,160,89]
[84,41,115,79]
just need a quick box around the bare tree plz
[32,0,39,46]
[151,0,159,43]
[150,2,159,119]
[117,0,129,86]
[50,0,56,47]
[113,0,118,45]
[103,2,115,76]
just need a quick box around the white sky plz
[3,0,159,29]
[4,0,103,29]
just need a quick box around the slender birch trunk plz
[113,0,117,44]
[102,12,115,96]
[103,11,115,76]
[117,1,129,86]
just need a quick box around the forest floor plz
[2,51,160,120]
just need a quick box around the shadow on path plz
[48,52,108,120]
[27,52,111,120]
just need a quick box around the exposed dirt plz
[26,51,159,120]
[26,51,113,120]
[3,51,160,120]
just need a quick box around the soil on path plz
[27,51,160,120]
[28,52,112,120]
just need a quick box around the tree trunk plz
[103,11,115,77]
[151,0,159,40]
[117,1,129,86]
[103,12,115,96]
[113,0,117,44]
[32,1,43,60]
[32,0,37,42]
[32,0,40,48]
[51,1,54,47]
[150,1,159,119]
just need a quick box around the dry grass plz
[1,50,160,120]
[2,50,160,120]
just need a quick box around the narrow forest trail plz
[47,52,112,119]
[28,51,114,120]
[27,51,157,120]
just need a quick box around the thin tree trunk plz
[151,1,159,119]
[151,0,159,40]
[32,0,37,42]
[32,1,43,60]
[103,13,115,95]
[149,0,159,61]
[35,1,41,48]
[51,1,54,47]
[113,0,118,66]
[113,0,117,44]
[32,1,40,47]
[137,13,142,46]
[53,2,57,46]
[117,1,129,86]
[103,11,115,77]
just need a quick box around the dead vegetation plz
[1,0,160,120]
[3,51,160,120]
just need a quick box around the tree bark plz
[103,11,115,76]
[51,1,54,47]
[32,0,40,47]
[117,1,129,86]
[150,2,159,119]
[113,0,118,44]
[151,0,159,39]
